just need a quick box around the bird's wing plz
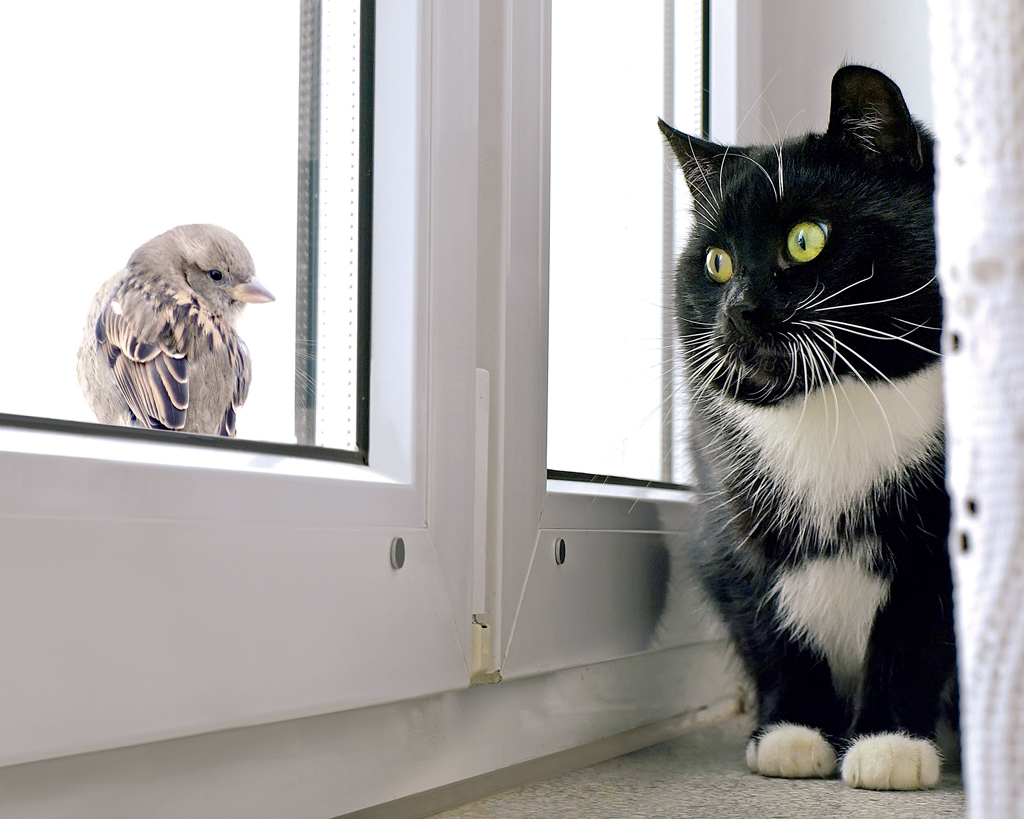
[95,286,190,430]
[219,337,252,437]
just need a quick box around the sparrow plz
[77,224,275,437]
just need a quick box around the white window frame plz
[482,0,711,684]
[0,0,482,767]
[0,1,735,813]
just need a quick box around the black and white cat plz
[660,65,955,790]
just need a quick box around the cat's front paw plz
[746,724,837,778]
[841,733,941,790]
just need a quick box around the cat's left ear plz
[826,65,924,170]
[659,119,724,200]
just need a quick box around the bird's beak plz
[231,277,275,304]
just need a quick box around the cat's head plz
[661,65,939,407]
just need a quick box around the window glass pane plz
[315,0,362,451]
[295,0,368,454]
[0,0,366,458]
[547,0,702,484]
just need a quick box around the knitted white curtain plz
[930,1,1024,815]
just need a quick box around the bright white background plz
[0,1,299,443]
[547,0,701,482]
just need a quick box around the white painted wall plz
[711,0,933,145]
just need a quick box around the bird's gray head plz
[131,224,275,320]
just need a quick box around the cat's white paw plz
[747,724,837,778]
[841,733,941,790]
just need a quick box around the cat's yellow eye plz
[786,221,829,263]
[705,247,734,283]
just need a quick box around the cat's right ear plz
[825,65,924,170]
[659,119,723,203]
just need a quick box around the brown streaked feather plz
[97,280,192,431]
[218,336,251,437]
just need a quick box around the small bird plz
[77,224,275,436]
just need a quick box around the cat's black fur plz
[661,66,955,787]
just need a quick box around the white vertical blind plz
[930,0,1024,815]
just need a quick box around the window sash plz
[485,0,703,680]
[0,0,709,771]
[0,0,478,767]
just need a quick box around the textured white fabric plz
[930,1,1024,815]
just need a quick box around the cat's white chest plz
[718,363,943,542]
[772,553,890,694]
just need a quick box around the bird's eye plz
[207,269,224,281]
[704,247,733,284]
[786,221,829,263]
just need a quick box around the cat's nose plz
[723,286,764,334]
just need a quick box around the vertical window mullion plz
[295,0,374,459]
[661,0,676,484]
[295,0,322,447]
[355,0,375,458]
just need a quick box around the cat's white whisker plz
[811,331,865,444]
[782,110,805,142]
[768,108,786,202]
[780,336,800,395]
[812,318,940,358]
[686,342,724,376]
[789,282,829,321]
[719,146,730,202]
[735,70,781,142]
[817,319,918,341]
[813,274,938,313]
[765,95,784,146]
[805,333,843,447]
[680,338,717,357]
[794,338,813,434]
[800,334,834,430]
[688,352,722,379]
[692,369,721,402]
[814,327,926,425]
[811,330,898,451]
[796,281,827,311]
[726,363,741,400]
[689,193,718,228]
[685,135,721,210]
[893,317,941,332]
[777,144,785,201]
[686,196,717,230]
[729,152,780,202]
[717,505,753,540]
[691,356,729,402]
[681,327,718,341]
[803,264,877,311]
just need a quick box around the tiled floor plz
[430,717,965,819]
